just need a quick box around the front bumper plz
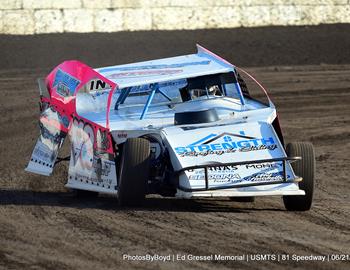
[175,184,305,198]
[175,156,302,195]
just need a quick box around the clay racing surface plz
[0,25,349,269]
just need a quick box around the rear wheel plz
[283,142,315,211]
[118,138,150,207]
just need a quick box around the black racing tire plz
[118,138,150,207]
[74,189,99,199]
[229,197,255,203]
[283,142,315,211]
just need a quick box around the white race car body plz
[26,45,304,200]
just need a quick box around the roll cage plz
[41,45,273,129]
[106,67,272,123]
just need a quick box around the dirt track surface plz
[0,64,349,270]
[1,25,350,269]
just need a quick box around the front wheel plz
[117,138,150,207]
[283,142,315,211]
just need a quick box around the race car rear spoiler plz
[175,156,301,192]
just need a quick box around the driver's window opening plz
[236,70,269,106]
[112,71,252,108]
[181,84,224,102]
[111,71,254,114]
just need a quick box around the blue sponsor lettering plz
[261,137,275,145]
[211,143,222,150]
[198,145,210,151]
[53,69,80,97]
[236,140,251,148]
[187,145,197,152]
[222,142,236,149]
[250,139,260,146]
[175,136,276,155]
[174,147,187,154]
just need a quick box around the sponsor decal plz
[71,172,113,185]
[208,165,238,171]
[96,129,110,152]
[70,119,95,169]
[89,79,110,91]
[39,107,69,131]
[245,162,282,169]
[38,107,68,160]
[33,142,56,163]
[53,69,80,97]
[243,172,287,182]
[99,60,211,73]
[117,132,128,138]
[187,170,287,187]
[39,120,64,146]
[188,165,241,183]
[107,69,182,79]
[175,131,277,157]
[92,157,112,177]
[158,79,187,88]
[183,159,291,190]
[240,144,277,152]
[187,163,286,184]
[69,117,115,184]
[189,172,241,183]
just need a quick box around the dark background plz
[1,24,350,69]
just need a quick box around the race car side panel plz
[65,115,118,194]
[26,60,117,185]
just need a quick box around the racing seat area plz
[179,73,228,102]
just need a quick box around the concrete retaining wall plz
[0,0,349,34]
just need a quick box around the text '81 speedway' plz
[26,45,315,210]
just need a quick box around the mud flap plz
[26,106,69,176]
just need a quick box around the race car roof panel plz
[95,45,234,89]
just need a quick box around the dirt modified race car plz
[26,45,315,210]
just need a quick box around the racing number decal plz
[70,118,95,170]
[68,116,117,187]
